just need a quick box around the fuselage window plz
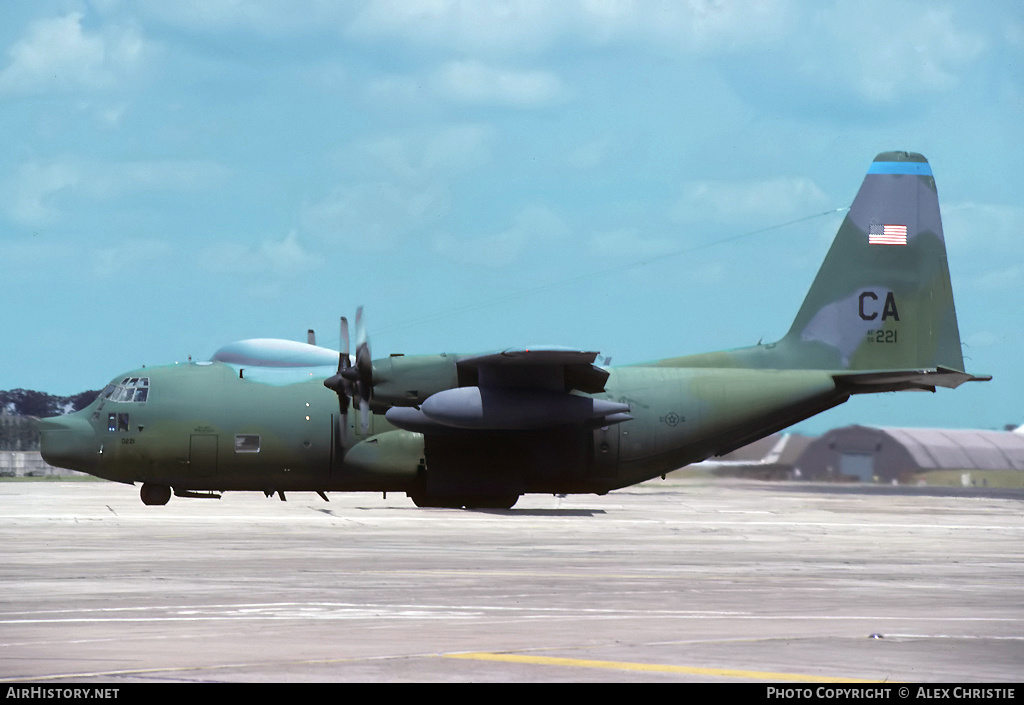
[235,435,261,453]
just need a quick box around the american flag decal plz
[868,223,908,246]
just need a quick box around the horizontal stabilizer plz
[834,367,992,394]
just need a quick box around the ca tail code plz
[858,291,899,322]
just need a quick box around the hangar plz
[793,425,1024,486]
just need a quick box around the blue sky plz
[1,1,1020,433]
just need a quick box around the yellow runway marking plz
[443,652,883,682]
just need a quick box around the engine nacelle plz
[370,354,460,409]
[411,386,629,431]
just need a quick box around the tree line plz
[0,389,99,451]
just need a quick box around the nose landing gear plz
[140,483,171,506]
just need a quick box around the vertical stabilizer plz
[782,151,966,374]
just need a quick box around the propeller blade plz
[352,307,373,434]
[359,397,370,433]
[355,306,366,350]
[337,389,350,447]
[354,306,372,393]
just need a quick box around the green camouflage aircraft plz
[40,152,989,509]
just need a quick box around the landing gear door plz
[591,424,619,479]
[330,411,374,473]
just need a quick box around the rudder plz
[782,151,966,373]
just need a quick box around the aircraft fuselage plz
[40,356,844,504]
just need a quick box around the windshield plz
[100,377,150,403]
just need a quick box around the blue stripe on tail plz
[867,161,933,176]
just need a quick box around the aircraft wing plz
[456,347,610,394]
[385,347,629,433]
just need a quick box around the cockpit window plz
[103,377,150,403]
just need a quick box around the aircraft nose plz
[39,414,98,474]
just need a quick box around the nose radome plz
[39,413,97,474]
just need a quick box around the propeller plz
[323,307,373,445]
[349,307,373,433]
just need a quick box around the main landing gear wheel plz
[140,483,171,506]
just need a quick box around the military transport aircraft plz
[40,152,989,509]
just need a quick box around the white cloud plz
[975,266,1021,291]
[588,228,676,261]
[302,182,450,252]
[346,2,991,120]
[589,0,796,51]
[199,231,322,277]
[354,124,496,183]
[567,137,613,170]
[788,3,987,104]
[1,162,80,226]
[302,124,496,251]
[349,0,570,54]
[943,201,1023,293]
[433,228,528,268]
[433,60,564,107]
[433,205,569,267]
[95,102,129,128]
[0,234,78,268]
[962,330,1002,349]
[1006,20,1024,48]
[364,74,422,104]
[942,201,1023,250]
[86,160,232,199]
[123,0,355,36]
[671,176,828,225]
[1,159,231,226]
[93,239,174,278]
[0,12,146,94]
[850,8,985,102]
[349,0,795,55]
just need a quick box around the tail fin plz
[781,151,981,388]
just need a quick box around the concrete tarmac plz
[1,479,1022,683]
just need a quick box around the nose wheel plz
[140,483,171,506]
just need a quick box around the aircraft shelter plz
[791,425,1024,486]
